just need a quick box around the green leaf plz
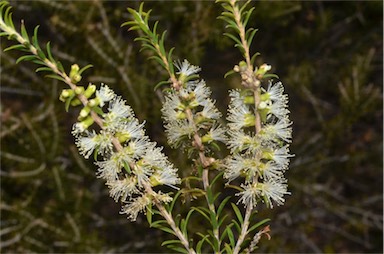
[123,160,131,173]
[146,203,152,225]
[168,189,183,214]
[232,219,241,234]
[4,44,25,52]
[250,52,260,65]
[78,64,93,75]
[218,214,229,228]
[231,203,243,224]
[148,55,166,69]
[246,28,258,48]
[196,235,208,253]
[226,184,243,192]
[35,67,52,73]
[46,41,55,62]
[20,22,30,38]
[154,80,170,91]
[167,245,189,254]
[155,226,176,236]
[242,7,255,28]
[217,196,231,217]
[167,47,175,74]
[16,55,36,64]
[192,207,210,222]
[224,69,236,78]
[161,239,182,246]
[227,224,236,248]
[224,243,233,253]
[45,74,66,83]
[150,219,167,228]
[211,171,224,187]
[223,32,242,48]
[92,106,104,116]
[247,218,271,234]
[197,233,214,250]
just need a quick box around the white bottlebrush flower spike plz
[161,60,226,151]
[72,84,181,221]
[225,65,293,209]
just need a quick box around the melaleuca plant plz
[0,0,293,253]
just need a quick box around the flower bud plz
[75,86,84,95]
[70,64,82,83]
[79,106,91,119]
[84,83,96,98]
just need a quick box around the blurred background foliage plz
[0,0,382,253]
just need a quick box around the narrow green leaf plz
[35,67,52,73]
[224,69,236,78]
[156,226,176,236]
[64,93,76,112]
[45,74,66,83]
[161,239,182,246]
[92,106,104,116]
[43,42,52,61]
[168,189,183,214]
[146,203,153,225]
[154,80,170,91]
[167,47,175,74]
[247,218,271,234]
[239,0,252,13]
[196,235,208,253]
[263,73,279,79]
[211,171,224,187]
[4,44,25,52]
[123,160,131,173]
[227,225,236,248]
[223,32,242,47]
[226,184,244,192]
[224,243,233,254]
[218,214,229,228]
[16,55,36,64]
[232,219,241,234]
[167,245,189,254]
[231,203,243,224]
[150,219,167,227]
[148,55,166,69]
[217,196,231,217]
[246,28,258,48]
[192,207,210,222]
[250,52,260,65]
[197,233,214,250]
[243,7,255,28]
[78,64,93,75]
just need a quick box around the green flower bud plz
[59,89,74,102]
[244,96,255,104]
[84,83,96,98]
[244,114,256,127]
[149,174,161,187]
[176,111,187,120]
[79,106,91,120]
[80,116,94,130]
[201,134,212,144]
[70,98,82,106]
[88,99,98,108]
[74,86,84,95]
[115,132,131,143]
[239,61,247,72]
[70,64,81,84]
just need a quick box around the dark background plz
[1,1,382,253]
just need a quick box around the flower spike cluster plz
[161,60,226,151]
[72,84,180,221]
[226,74,292,209]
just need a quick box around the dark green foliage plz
[1,1,382,253]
